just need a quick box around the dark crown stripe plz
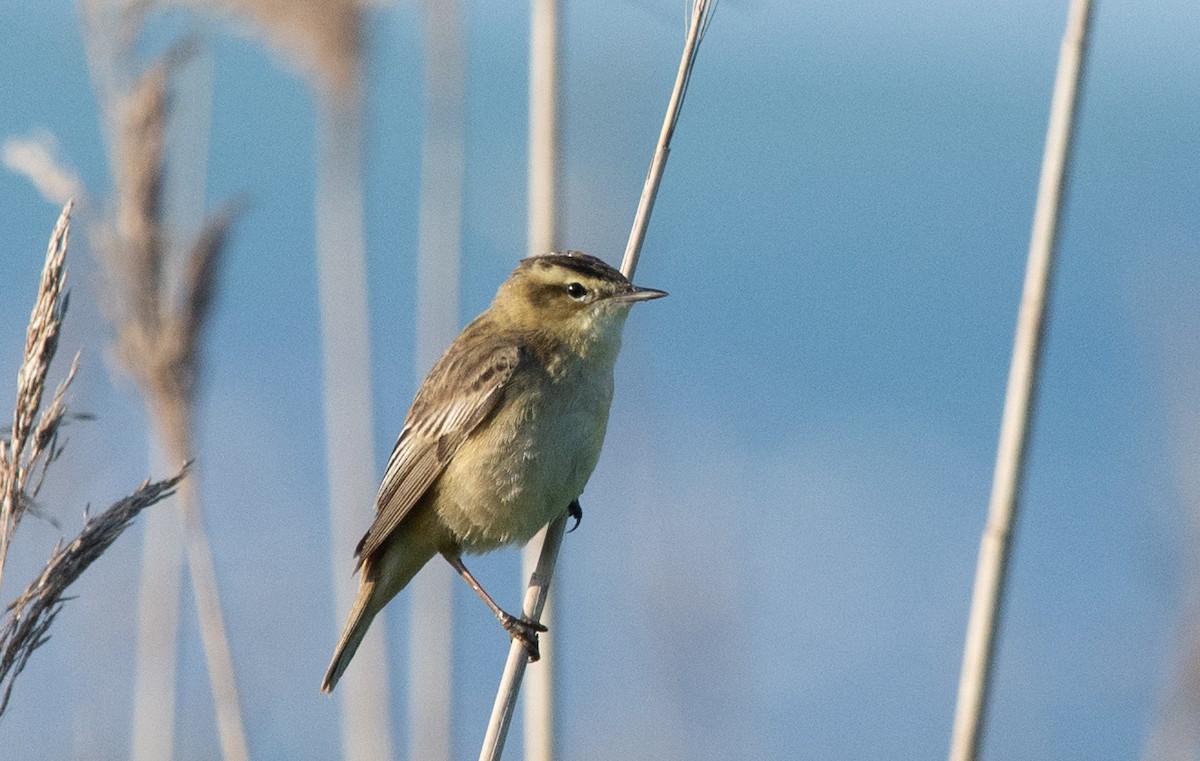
[521,251,628,284]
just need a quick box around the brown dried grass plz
[0,202,187,717]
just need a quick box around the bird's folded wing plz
[354,340,522,564]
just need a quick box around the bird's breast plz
[434,362,615,552]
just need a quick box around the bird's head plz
[492,251,666,355]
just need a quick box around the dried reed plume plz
[98,54,238,439]
[83,29,248,760]
[1,133,84,208]
[169,0,364,97]
[0,201,187,716]
[0,468,187,716]
[0,202,75,590]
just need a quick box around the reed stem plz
[478,3,716,759]
[947,2,1093,759]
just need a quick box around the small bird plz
[322,251,665,693]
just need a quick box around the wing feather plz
[354,340,521,564]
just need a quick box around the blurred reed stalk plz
[127,40,215,761]
[1140,284,1200,761]
[946,2,1093,760]
[408,1,466,759]
[79,4,249,757]
[478,2,716,758]
[521,1,562,759]
[171,3,395,757]
[0,202,188,717]
[315,65,396,761]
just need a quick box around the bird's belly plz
[434,374,612,552]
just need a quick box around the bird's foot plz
[566,499,582,533]
[500,612,548,662]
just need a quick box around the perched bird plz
[322,251,665,693]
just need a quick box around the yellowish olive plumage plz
[322,251,664,693]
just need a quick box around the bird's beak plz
[610,285,668,303]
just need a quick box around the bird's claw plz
[500,612,548,662]
[566,499,582,533]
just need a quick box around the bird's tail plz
[322,535,438,693]
[322,578,381,693]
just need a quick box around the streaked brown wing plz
[354,339,521,564]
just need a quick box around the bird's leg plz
[444,553,547,662]
[566,499,582,533]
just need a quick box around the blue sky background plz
[1,0,1199,759]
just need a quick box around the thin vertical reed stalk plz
[129,43,213,761]
[478,3,716,759]
[188,2,396,755]
[129,458,183,761]
[521,0,561,758]
[316,88,396,761]
[409,2,466,758]
[619,0,714,278]
[947,2,1093,760]
[1141,315,1200,761]
[199,2,399,757]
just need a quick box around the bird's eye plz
[566,282,588,300]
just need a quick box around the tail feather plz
[322,530,439,693]
[322,580,381,693]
